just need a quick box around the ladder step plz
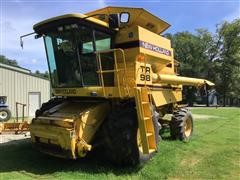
[149,149,156,153]
[96,69,124,73]
[146,132,153,137]
[134,88,157,155]
[143,117,150,120]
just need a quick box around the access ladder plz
[134,87,157,154]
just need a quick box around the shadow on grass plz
[160,128,175,141]
[0,139,141,176]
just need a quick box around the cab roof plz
[33,6,170,34]
[86,6,171,34]
[33,13,109,33]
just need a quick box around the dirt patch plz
[0,132,30,144]
[193,114,222,120]
[180,156,201,167]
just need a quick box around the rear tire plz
[170,108,193,141]
[0,108,11,121]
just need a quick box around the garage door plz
[28,92,41,117]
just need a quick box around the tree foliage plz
[0,55,19,67]
[0,54,49,79]
[33,70,49,79]
[215,19,240,104]
[166,18,240,106]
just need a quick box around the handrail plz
[96,48,129,98]
[16,102,26,122]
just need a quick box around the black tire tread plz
[170,108,193,141]
[102,103,160,166]
[102,105,139,166]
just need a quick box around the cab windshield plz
[44,23,112,87]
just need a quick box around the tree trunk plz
[223,93,226,107]
[206,85,209,107]
[229,98,231,106]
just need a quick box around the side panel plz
[151,89,182,107]
[30,101,110,159]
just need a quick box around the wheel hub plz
[184,118,192,137]
[0,111,8,120]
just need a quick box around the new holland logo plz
[55,89,77,94]
[140,41,171,56]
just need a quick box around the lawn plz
[0,108,239,180]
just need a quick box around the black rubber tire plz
[103,105,139,166]
[35,98,63,117]
[0,107,11,121]
[102,103,160,166]
[152,107,161,144]
[139,108,161,163]
[170,108,193,141]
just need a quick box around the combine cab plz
[24,7,214,165]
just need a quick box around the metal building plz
[0,63,50,117]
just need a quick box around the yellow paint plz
[151,89,182,107]
[134,87,157,154]
[30,102,110,159]
[86,6,170,34]
[30,6,214,159]
[33,13,109,30]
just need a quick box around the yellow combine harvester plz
[27,7,214,165]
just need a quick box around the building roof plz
[0,63,49,81]
[0,63,31,74]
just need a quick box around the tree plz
[165,31,210,78]
[35,70,41,75]
[165,31,211,106]
[33,70,49,79]
[214,19,240,106]
[1,54,50,80]
[165,19,240,106]
[0,55,19,67]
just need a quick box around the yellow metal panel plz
[79,102,110,143]
[115,26,174,75]
[151,89,182,107]
[30,101,110,159]
[34,13,109,31]
[153,74,215,86]
[53,87,132,98]
[115,26,139,44]
[86,6,170,34]
[135,62,152,86]
[138,26,173,62]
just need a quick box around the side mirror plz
[109,14,120,29]
[120,12,130,23]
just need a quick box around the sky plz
[0,0,239,72]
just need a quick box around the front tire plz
[103,104,139,165]
[102,103,160,166]
[170,108,193,141]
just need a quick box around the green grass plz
[0,108,239,180]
